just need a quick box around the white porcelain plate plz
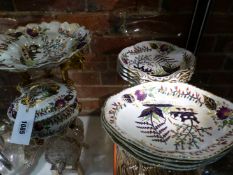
[102,121,231,171]
[102,82,233,160]
[0,21,91,72]
[118,41,195,83]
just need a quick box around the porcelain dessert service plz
[101,81,233,170]
[117,40,196,84]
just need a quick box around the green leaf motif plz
[152,113,160,122]
[222,119,233,128]
[142,115,150,121]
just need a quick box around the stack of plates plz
[101,82,233,171]
[117,41,196,85]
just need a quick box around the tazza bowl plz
[0,21,91,72]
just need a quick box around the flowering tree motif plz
[133,55,154,74]
[170,108,212,150]
[136,104,172,143]
[131,53,179,76]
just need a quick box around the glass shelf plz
[30,116,113,175]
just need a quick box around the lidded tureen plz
[7,79,80,137]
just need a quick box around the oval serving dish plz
[0,21,91,72]
[102,81,233,161]
[118,40,195,83]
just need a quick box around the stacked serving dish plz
[102,40,233,171]
[101,81,233,171]
[117,40,196,84]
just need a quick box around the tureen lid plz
[7,79,77,122]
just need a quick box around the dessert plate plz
[102,113,231,166]
[117,68,139,85]
[118,41,195,83]
[102,82,233,161]
[118,61,192,84]
[0,21,90,72]
[102,120,231,171]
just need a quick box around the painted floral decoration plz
[135,90,147,101]
[26,28,39,37]
[0,22,90,72]
[55,99,66,109]
[122,94,135,103]
[150,42,174,54]
[122,57,128,65]
[34,123,44,131]
[160,44,171,53]
[217,106,232,120]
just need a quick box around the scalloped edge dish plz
[118,40,195,83]
[0,21,91,72]
[102,81,233,161]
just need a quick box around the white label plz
[10,104,36,145]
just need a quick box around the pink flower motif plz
[135,90,147,101]
[217,106,232,120]
[55,99,66,108]
[122,58,128,64]
[26,28,39,37]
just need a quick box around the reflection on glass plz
[112,9,179,37]
[121,20,173,35]
[0,142,25,175]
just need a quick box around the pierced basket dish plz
[102,82,233,161]
[118,41,196,83]
[0,21,91,72]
